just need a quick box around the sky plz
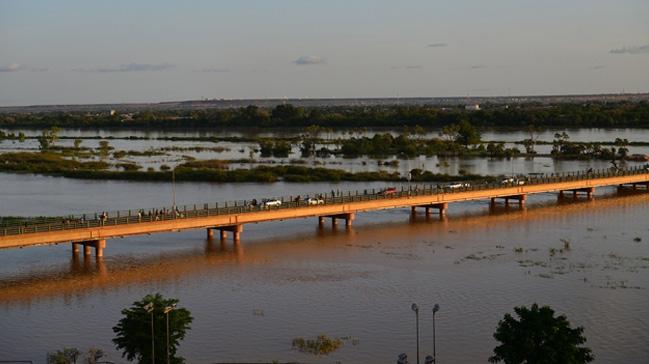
[0,0,648,106]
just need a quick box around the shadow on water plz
[1,189,648,305]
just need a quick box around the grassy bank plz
[0,152,490,183]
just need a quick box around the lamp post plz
[432,303,440,363]
[164,304,177,364]
[172,169,176,214]
[144,302,155,364]
[411,303,420,364]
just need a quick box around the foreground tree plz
[489,304,593,364]
[113,294,193,364]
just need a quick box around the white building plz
[465,104,481,111]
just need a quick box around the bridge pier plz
[73,239,106,258]
[559,187,594,200]
[321,213,355,228]
[491,194,527,208]
[211,224,243,242]
[411,203,448,217]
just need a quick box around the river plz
[1,170,648,363]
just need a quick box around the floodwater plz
[1,173,649,363]
[2,127,648,177]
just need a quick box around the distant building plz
[465,104,481,111]
[109,109,117,116]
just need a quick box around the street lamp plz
[432,303,440,363]
[144,302,155,364]
[411,303,420,364]
[164,304,177,364]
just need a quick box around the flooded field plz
[1,172,648,363]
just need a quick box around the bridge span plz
[1,167,648,257]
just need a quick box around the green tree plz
[38,126,60,150]
[489,304,594,364]
[98,140,110,159]
[47,347,80,364]
[456,120,481,146]
[113,293,193,364]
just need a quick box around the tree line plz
[2,101,649,129]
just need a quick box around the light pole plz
[144,302,155,364]
[432,304,440,363]
[164,304,176,364]
[172,169,176,214]
[411,303,420,364]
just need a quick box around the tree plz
[489,304,594,364]
[47,347,80,364]
[456,120,481,146]
[113,294,193,364]
[38,126,60,150]
[98,140,110,159]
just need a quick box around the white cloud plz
[609,44,649,55]
[294,56,325,65]
[0,63,23,72]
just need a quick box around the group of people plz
[136,207,183,220]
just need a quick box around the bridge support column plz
[321,213,355,229]
[560,188,594,200]
[491,194,527,208]
[78,239,106,257]
[206,228,214,240]
[72,242,81,255]
[216,225,243,242]
[411,203,448,217]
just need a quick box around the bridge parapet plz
[1,166,648,240]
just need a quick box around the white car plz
[306,197,325,205]
[502,177,525,185]
[262,199,282,208]
[447,182,470,189]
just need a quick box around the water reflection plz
[2,190,647,306]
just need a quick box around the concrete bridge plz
[1,166,648,258]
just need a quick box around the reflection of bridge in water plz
[1,167,648,258]
[2,188,649,305]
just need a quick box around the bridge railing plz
[2,165,647,237]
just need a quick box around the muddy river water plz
[1,172,648,363]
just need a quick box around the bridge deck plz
[1,167,648,251]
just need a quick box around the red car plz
[379,187,398,196]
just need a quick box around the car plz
[501,177,526,185]
[379,187,398,196]
[306,197,325,205]
[262,199,282,208]
[447,182,470,189]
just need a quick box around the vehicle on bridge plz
[447,182,471,189]
[262,199,282,208]
[378,187,398,196]
[306,197,325,205]
[501,176,526,185]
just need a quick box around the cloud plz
[294,56,325,65]
[200,67,230,73]
[470,64,487,69]
[0,63,48,72]
[0,63,23,72]
[609,44,649,55]
[427,43,447,48]
[592,65,606,70]
[74,63,176,72]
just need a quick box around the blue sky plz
[1,0,648,106]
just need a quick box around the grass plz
[292,335,343,355]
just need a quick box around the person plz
[251,198,258,207]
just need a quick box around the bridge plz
[1,166,648,258]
